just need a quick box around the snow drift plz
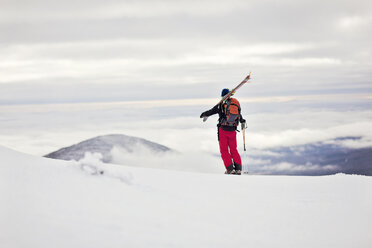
[1,145,372,248]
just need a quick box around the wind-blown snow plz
[1,145,371,248]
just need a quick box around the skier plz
[200,88,246,175]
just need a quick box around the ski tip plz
[244,72,252,81]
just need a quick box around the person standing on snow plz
[200,88,246,175]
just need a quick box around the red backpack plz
[221,98,240,127]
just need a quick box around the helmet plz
[221,88,229,97]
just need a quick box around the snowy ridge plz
[1,145,372,248]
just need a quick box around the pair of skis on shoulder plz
[202,72,252,122]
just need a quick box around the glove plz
[240,118,247,129]
[200,112,207,118]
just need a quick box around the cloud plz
[0,40,337,85]
[0,0,251,21]
[94,0,251,19]
[110,145,223,173]
[256,162,340,175]
[337,15,372,29]
[324,137,372,149]
[245,119,372,149]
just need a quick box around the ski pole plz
[242,122,246,152]
[241,122,249,174]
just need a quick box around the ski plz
[203,72,252,122]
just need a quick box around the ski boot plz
[225,164,235,175]
[233,162,242,175]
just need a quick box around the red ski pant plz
[218,127,242,168]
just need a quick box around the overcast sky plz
[0,0,371,104]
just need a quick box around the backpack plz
[220,98,240,127]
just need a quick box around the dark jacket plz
[201,99,245,131]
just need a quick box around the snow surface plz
[1,145,372,248]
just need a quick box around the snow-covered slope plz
[44,134,173,162]
[1,145,371,248]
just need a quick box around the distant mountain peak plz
[44,134,172,163]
